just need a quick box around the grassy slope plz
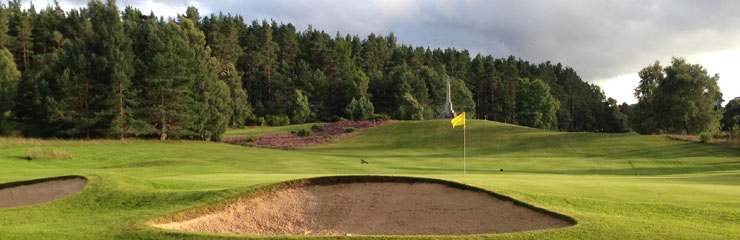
[0,120,739,239]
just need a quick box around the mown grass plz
[1,119,739,239]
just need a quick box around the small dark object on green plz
[500,169,503,172]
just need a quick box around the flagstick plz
[464,124,466,177]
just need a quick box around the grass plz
[1,119,739,239]
[25,147,72,160]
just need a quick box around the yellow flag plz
[451,112,466,128]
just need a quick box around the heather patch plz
[223,120,394,149]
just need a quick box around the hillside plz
[307,119,740,175]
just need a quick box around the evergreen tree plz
[0,3,10,48]
[180,16,230,141]
[201,14,252,128]
[87,0,136,139]
[223,63,251,127]
[417,65,445,118]
[497,56,519,123]
[32,3,65,55]
[48,43,95,138]
[135,18,193,140]
[13,10,32,71]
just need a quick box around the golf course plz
[1,119,739,239]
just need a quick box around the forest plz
[0,0,736,141]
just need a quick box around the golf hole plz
[0,176,87,209]
[154,176,575,235]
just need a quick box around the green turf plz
[1,119,739,239]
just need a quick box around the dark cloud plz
[189,1,740,81]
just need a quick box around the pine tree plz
[180,16,230,141]
[49,43,95,138]
[87,0,136,139]
[223,63,251,127]
[202,14,252,128]
[499,56,519,123]
[14,12,32,71]
[136,18,193,140]
[0,4,10,49]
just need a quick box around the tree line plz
[3,0,734,141]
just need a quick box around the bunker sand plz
[0,177,86,209]
[155,182,573,235]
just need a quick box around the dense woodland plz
[0,0,737,141]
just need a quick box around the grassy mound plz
[308,119,740,176]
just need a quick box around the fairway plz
[1,119,740,239]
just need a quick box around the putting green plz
[0,119,739,239]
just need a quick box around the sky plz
[21,0,740,104]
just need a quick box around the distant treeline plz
[0,0,732,141]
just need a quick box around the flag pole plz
[464,123,466,177]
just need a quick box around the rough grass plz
[223,123,316,136]
[0,119,739,239]
[25,148,72,160]
[668,134,740,147]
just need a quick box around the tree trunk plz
[160,89,167,141]
[685,119,690,135]
[84,80,90,139]
[119,83,124,140]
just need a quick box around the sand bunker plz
[0,176,86,209]
[155,177,574,235]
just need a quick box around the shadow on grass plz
[515,163,740,176]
